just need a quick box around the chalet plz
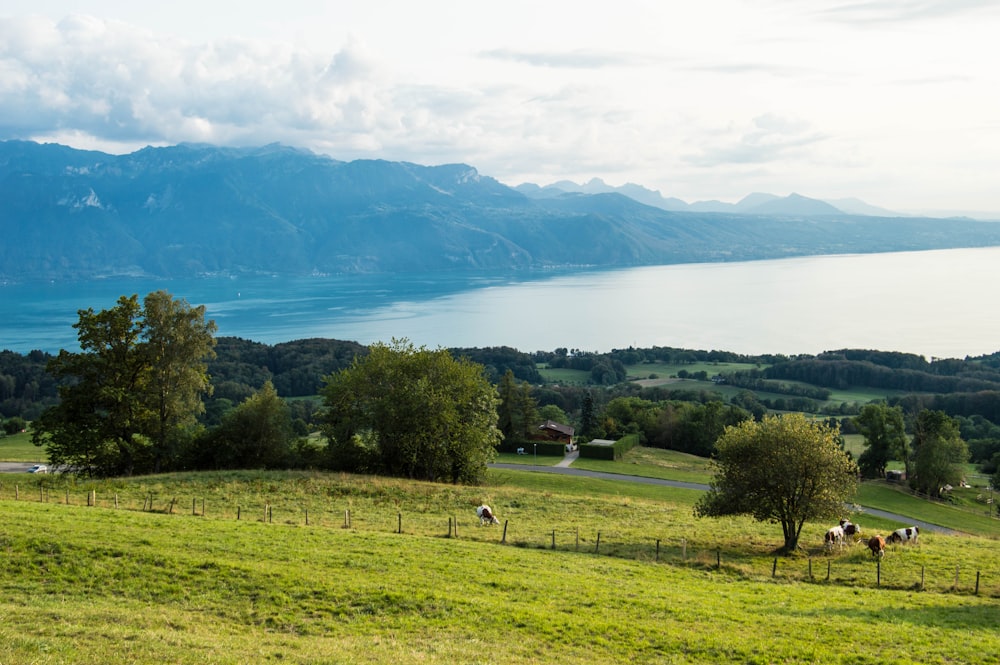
[535,420,575,444]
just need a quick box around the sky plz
[2,1,999,217]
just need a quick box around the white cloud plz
[1,2,999,215]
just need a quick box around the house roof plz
[538,420,575,436]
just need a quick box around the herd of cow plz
[824,518,921,558]
[477,505,922,559]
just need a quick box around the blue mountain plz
[3,140,1000,281]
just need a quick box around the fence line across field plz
[1,483,993,596]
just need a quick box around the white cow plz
[476,505,499,525]
[824,525,845,551]
[886,526,919,545]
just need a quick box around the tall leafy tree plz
[496,369,538,440]
[33,292,216,476]
[910,409,969,498]
[854,403,908,479]
[199,381,292,469]
[141,291,217,472]
[695,413,858,553]
[579,391,599,439]
[321,339,501,484]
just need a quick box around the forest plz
[4,335,1000,478]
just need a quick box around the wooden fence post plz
[576,526,579,551]
[808,557,813,580]
[305,509,309,526]
[39,485,43,502]
[397,513,402,534]
[716,548,721,569]
[501,519,508,544]
[975,571,980,595]
[448,516,453,538]
[114,493,119,509]
[237,505,241,520]
[551,530,556,550]
[656,539,660,562]
[14,484,18,500]
[595,532,601,554]
[827,560,831,581]
[772,558,778,577]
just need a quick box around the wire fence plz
[1,480,996,597]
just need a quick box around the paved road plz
[490,462,956,534]
[0,462,43,473]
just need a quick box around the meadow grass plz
[571,447,715,485]
[0,430,43,462]
[624,360,764,380]
[2,468,999,664]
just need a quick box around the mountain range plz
[3,140,1000,282]
[514,178,903,217]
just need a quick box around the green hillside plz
[1,468,998,664]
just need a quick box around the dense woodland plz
[5,336,1000,478]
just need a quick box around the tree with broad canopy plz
[32,292,216,477]
[321,339,501,484]
[695,412,859,553]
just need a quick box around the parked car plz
[27,464,47,474]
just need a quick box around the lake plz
[2,246,999,359]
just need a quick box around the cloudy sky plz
[3,1,999,216]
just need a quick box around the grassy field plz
[0,430,43,462]
[2,466,999,664]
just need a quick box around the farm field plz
[1,468,999,664]
[0,430,42,462]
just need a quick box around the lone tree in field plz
[321,339,501,484]
[695,413,858,553]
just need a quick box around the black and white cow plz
[476,505,499,525]
[886,525,919,545]
[824,525,845,550]
[840,519,862,543]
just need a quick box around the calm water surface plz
[2,247,999,358]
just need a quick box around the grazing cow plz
[867,535,886,558]
[886,526,919,545]
[824,525,845,550]
[841,520,862,543]
[476,505,499,525]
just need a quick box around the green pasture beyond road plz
[0,431,38,462]
[1,467,999,664]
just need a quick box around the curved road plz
[490,462,956,534]
[0,462,43,473]
[3,459,956,534]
